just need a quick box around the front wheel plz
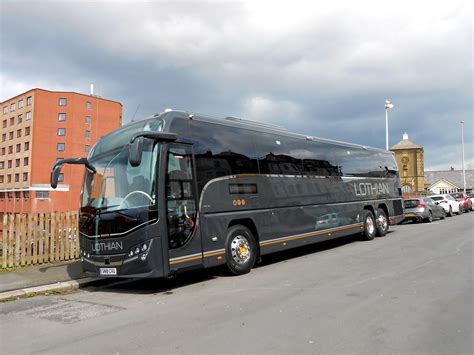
[361,210,377,241]
[457,206,463,215]
[375,208,389,237]
[424,211,433,223]
[224,225,257,275]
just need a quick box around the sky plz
[1,0,472,170]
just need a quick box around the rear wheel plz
[361,210,377,241]
[375,208,389,237]
[440,209,446,220]
[224,225,257,275]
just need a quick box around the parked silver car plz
[403,197,446,223]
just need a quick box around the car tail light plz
[417,201,426,207]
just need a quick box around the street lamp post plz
[461,121,466,193]
[384,100,394,150]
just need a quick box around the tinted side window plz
[302,140,341,176]
[256,133,303,175]
[333,145,397,177]
[190,121,259,192]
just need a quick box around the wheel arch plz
[363,204,375,216]
[377,203,389,218]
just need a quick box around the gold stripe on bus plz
[204,251,225,258]
[260,223,363,247]
[169,255,203,265]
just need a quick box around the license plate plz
[99,267,117,276]
[404,213,414,217]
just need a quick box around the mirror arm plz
[130,132,177,144]
[51,158,96,189]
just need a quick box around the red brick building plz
[0,88,122,214]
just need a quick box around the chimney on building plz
[90,83,94,96]
[403,132,408,140]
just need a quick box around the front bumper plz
[80,237,165,278]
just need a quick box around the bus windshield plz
[82,141,158,213]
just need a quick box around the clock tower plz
[390,133,425,193]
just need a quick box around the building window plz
[57,143,65,151]
[26,111,31,120]
[8,146,12,154]
[0,176,3,183]
[0,162,3,169]
[85,130,91,140]
[15,191,21,199]
[36,191,49,199]
[86,116,91,124]
[57,128,66,136]
[23,191,30,199]
[58,113,66,121]
[15,173,19,182]
[59,98,67,106]
[10,102,16,111]
[15,159,20,167]
[2,106,7,114]
[27,96,32,105]
[7,191,13,198]
[9,131,13,140]
[25,127,30,136]
[1,134,5,142]
[18,99,24,108]
[1,147,4,155]
[58,173,64,182]
[86,101,92,110]
[23,172,28,181]
[16,144,21,153]
[18,114,22,124]
[17,129,22,138]
[24,157,28,166]
[8,160,12,168]
[85,145,90,153]
[2,120,6,128]
[10,117,14,125]
[24,142,29,151]
[7,174,11,183]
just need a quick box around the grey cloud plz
[1,0,472,170]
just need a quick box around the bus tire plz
[375,208,389,237]
[361,210,377,241]
[224,225,257,275]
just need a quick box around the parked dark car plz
[450,192,472,212]
[403,197,446,223]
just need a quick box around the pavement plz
[0,260,96,301]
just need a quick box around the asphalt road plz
[1,213,472,354]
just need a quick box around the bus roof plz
[155,110,392,155]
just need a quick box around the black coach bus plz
[51,110,403,278]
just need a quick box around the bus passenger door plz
[165,144,203,270]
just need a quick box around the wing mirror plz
[129,132,177,167]
[129,136,144,167]
[51,158,96,189]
